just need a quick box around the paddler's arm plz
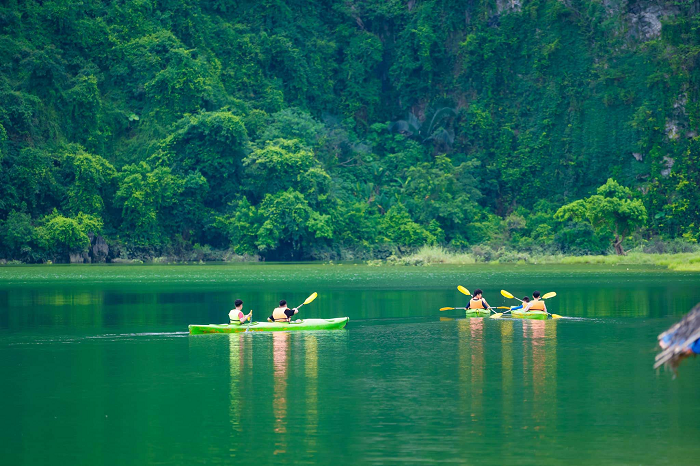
[511,304,523,311]
[482,299,490,309]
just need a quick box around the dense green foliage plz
[0,0,698,262]
[556,179,647,254]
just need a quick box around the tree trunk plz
[613,234,625,256]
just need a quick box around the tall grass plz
[376,245,700,270]
[387,245,476,265]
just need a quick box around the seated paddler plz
[524,291,547,313]
[468,289,491,310]
[510,296,530,311]
[229,299,252,324]
[268,300,298,322]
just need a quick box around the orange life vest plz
[272,307,291,321]
[469,298,485,309]
[528,299,545,311]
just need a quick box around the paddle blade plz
[440,307,455,311]
[542,292,557,300]
[551,314,563,319]
[501,289,515,299]
[304,292,318,305]
[490,313,503,319]
[457,285,471,296]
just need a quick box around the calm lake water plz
[1,263,700,465]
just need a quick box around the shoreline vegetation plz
[2,244,700,272]
[368,245,700,272]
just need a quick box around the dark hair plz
[532,291,541,298]
[473,289,483,296]
[522,296,530,302]
[234,299,243,307]
[279,300,287,306]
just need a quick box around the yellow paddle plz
[492,290,522,318]
[295,292,318,311]
[245,311,253,332]
[540,292,562,319]
[457,286,471,296]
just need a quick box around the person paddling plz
[229,299,252,324]
[268,300,299,322]
[509,296,530,312]
[468,289,491,310]
[524,291,547,313]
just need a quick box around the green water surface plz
[1,263,699,465]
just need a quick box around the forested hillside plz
[0,0,699,262]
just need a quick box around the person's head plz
[473,289,483,298]
[279,300,287,307]
[235,299,243,309]
[532,291,541,299]
[522,296,530,302]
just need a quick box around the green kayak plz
[511,310,548,320]
[466,309,491,318]
[189,317,349,334]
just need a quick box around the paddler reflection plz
[229,333,249,449]
[305,334,318,453]
[458,318,484,428]
[273,332,290,455]
[520,320,557,432]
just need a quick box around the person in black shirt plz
[268,300,299,322]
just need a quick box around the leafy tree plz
[257,108,325,147]
[60,146,117,217]
[243,138,319,200]
[555,179,647,255]
[157,111,248,209]
[254,189,332,259]
[379,204,436,249]
[115,162,184,248]
[39,212,103,261]
[0,211,38,261]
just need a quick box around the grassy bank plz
[375,245,700,271]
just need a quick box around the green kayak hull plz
[466,309,491,317]
[189,317,349,334]
[511,310,548,320]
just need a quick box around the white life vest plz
[229,309,244,324]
